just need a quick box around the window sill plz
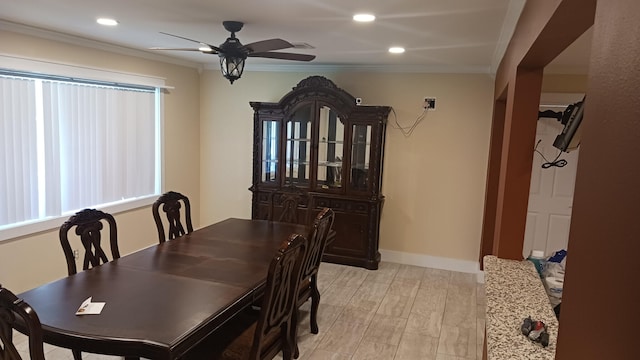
[0,195,158,242]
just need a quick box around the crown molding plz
[490,0,527,75]
[207,62,492,74]
[0,20,203,71]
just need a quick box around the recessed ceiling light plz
[353,14,375,22]
[97,18,118,26]
[388,47,405,54]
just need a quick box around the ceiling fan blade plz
[243,39,293,53]
[159,32,221,53]
[150,47,202,51]
[149,47,218,54]
[248,52,316,61]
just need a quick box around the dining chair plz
[59,208,121,360]
[266,186,311,225]
[152,191,193,243]
[0,285,46,360]
[59,208,121,276]
[295,208,335,334]
[186,233,307,360]
[278,194,300,223]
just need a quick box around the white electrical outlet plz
[423,97,436,110]
[73,249,79,259]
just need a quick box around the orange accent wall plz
[555,1,640,358]
[481,0,595,261]
[484,0,640,357]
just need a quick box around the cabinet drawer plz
[313,198,370,214]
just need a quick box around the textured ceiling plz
[0,0,589,73]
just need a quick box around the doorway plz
[523,93,584,258]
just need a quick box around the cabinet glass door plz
[261,120,279,183]
[317,106,344,190]
[351,124,372,191]
[285,105,312,186]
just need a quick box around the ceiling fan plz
[151,21,316,84]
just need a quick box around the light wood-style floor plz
[13,261,486,360]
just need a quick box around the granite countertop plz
[484,255,559,360]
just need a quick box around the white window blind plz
[0,76,39,225]
[0,72,161,240]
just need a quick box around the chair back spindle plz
[299,208,335,285]
[59,209,120,276]
[251,233,307,360]
[152,191,193,243]
[296,207,335,335]
[278,195,300,224]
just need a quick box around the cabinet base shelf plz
[322,252,380,270]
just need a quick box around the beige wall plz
[0,30,201,293]
[0,29,496,294]
[200,71,495,262]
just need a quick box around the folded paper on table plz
[76,297,106,315]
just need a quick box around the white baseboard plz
[379,249,485,283]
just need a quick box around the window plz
[0,70,161,240]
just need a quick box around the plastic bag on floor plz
[543,261,565,278]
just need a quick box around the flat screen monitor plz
[553,96,586,152]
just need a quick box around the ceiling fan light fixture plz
[219,53,246,84]
[154,21,314,85]
[389,47,405,54]
[353,14,376,22]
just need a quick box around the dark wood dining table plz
[17,218,309,360]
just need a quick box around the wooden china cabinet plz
[249,76,390,270]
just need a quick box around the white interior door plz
[523,93,583,258]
